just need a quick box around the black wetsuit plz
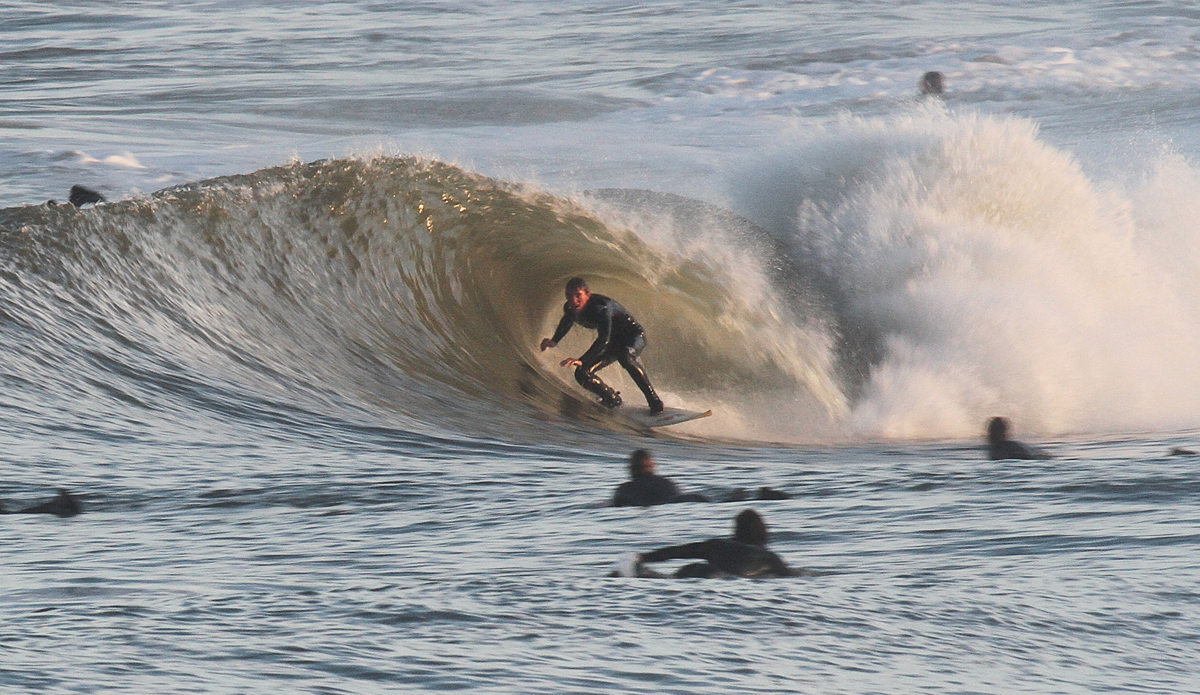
[550,293,661,410]
[612,474,709,507]
[988,439,1051,460]
[640,538,794,578]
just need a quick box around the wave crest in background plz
[733,107,1200,439]
[0,157,844,443]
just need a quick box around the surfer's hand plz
[560,357,582,368]
[540,338,556,351]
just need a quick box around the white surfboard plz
[612,552,640,578]
[620,406,712,429]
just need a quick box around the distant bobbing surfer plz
[0,488,81,517]
[986,417,1051,460]
[612,449,708,507]
[919,70,945,96]
[636,509,799,578]
[540,277,663,414]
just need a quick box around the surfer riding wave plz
[540,277,664,414]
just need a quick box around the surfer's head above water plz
[987,416,1010,444]
[629,448,655,477]
[68,185,105,207]
[985,416,1052,461]
[919,70,945,96]
[734,508,768,546]
[612,449,709,507]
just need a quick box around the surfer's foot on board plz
[648,399,664,415]
[601,392,622,409]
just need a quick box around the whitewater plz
[2,1,1198,693]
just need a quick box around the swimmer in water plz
[986,417,1052,460]
[69,185,105,207]
[635,509,800,578]
[540,277,664,414]
[611,449,709,507]
[919,70,945,96]
[0,488,82,517]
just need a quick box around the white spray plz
[731,107,1200,439]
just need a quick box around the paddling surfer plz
[634,509,800,578]
[0,488,82,517]
[540,277,664,414]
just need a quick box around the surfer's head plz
[628,449,655,477]
[68,184,105,207]
[734,509,768,546]
[565,277,590,312]
[987,416,1010,444]
[919,70,944,96]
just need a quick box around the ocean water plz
[3,1,1199,692]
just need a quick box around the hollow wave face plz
[0,157,845,444]
[732,106,1200,439]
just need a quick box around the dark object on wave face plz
[69,185,105,207]
[919,71,945,96]
[16,488,82,517]
[986,417,1051,460]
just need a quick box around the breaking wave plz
[0,156,841,444]
[5,108,1200,444]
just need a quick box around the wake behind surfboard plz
[619,406,712,429]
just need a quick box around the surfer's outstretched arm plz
[640,541,712,564]
[542,310,575,351]
[546,304,589,367]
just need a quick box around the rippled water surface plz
[6,432,1199,693]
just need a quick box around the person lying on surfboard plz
[633,509,801,578]
[612,449,709,507]
[540,277,664,414]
